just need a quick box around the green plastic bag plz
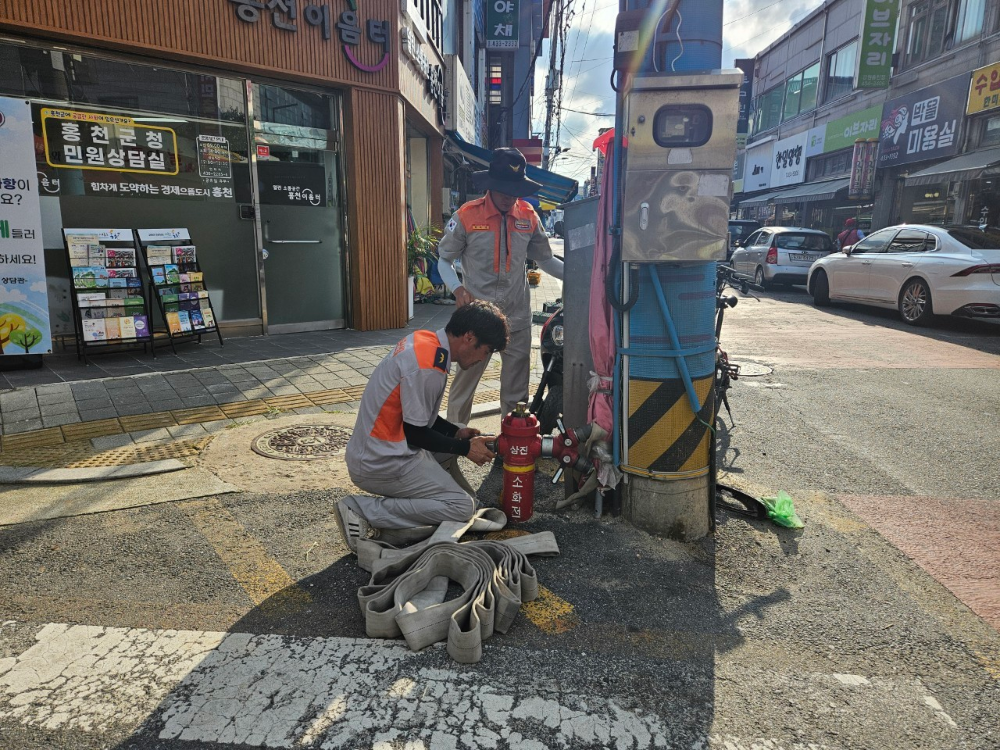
[760,491,804,529]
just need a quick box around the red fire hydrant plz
[494,403,542,522]
[491,403,593,523]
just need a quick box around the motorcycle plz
[529,302,564,435]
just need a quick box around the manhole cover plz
[251,425,353,461]
[731,361,772,376]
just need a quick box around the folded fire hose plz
[353,508,559,663]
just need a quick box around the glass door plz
[252,84,346,333]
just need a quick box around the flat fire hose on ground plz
[354,508,560,664]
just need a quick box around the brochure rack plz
[135,228,224,354]
[62,228,154,364]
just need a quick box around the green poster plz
[857,0,900,89]
[486,0,519,50]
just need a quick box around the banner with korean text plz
[856,0,900,89]
[967,62,1000,116]
[0,97,52,355]
[486,0,520,49]
[878,74,969,168]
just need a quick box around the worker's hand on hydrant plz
[455,427,481,440]
[454,286,475,308]
[466,435,496,466]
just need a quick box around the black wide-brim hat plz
[471,147,543,198]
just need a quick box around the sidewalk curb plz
[0,459,187,485]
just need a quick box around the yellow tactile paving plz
[219,400,270,418]
[60,418,123,442]
[118,413,178,432]
[172,406,228,425]
[0,428,66,452]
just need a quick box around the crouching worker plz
[335,301,510,552]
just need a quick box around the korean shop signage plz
[848,139,878,200]
[968,61,1000,115]
[226,0,391,73]
[41,108,179,175]
[857,0,900,89]
[744,140,774,191]
[771,130,808,187]
[0,97,52,355]
[823,105,883,153]
[878,74,968,167]
[734,59,755,150]
[401,26,446,122]
[257,162,326,207]
[486,0,520,50]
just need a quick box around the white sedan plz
[806,225,1000,325]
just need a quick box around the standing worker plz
[335,302,509,552]
[437,147,564,426]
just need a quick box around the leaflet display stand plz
[135,228,224,354]
[62,228,154,365]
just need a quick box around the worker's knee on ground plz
[441,490,476,522]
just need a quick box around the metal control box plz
[622,71,742,263]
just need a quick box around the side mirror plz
[733,240,742,248]
[553,220,565,239]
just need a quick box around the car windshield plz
[730,224,757,240]
[947,227,1000,250]
[775,233,833,251]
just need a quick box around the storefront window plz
[806,149,852,182]
[782,63,819,122]
[824,42,857,103]
[0,40,259,322]
[982,115,1000,148]
[253,84,332,130]
[752,87,783,134]
[964,179,998,226]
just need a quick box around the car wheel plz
[899,278,933,326]
[812,270,831,307]
[754,267,771,291]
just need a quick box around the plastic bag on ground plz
[760,491,804,529]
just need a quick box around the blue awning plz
[446,132,579,206]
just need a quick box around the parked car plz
[807,224,1000,325]
[727,220,762,260]
[729,227,835,289]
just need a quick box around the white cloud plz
[30,281,47,294]
[0,286,28,304]
[540,0,823,185]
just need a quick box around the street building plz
[0,0,573,348]
[734,0,1000,235]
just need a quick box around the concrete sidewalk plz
[0,273,563,467]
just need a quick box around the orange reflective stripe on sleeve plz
[370,384,404,442]
[412,330,442,369]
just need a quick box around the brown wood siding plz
[344,88,407,331]
[0,0,397,92]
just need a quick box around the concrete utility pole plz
[541,0,562,170]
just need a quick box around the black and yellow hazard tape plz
[622,375,715,479]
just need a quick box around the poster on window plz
[856,0,900,89]
[0,97,52,355]
[257,161,327,207]
[878,74,969,168]
[33,104,244,202]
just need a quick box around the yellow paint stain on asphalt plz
[482,529,579,634]
[184,498,311,614]
[974,650,1000,682]
[521,585,580,635]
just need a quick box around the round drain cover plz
[251,425,353,461]
[731,361,772,376]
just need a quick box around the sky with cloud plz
[535,0,821,185]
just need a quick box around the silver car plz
[730,227,835,290]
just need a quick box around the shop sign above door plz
[744,140,774,192]
[771,130,808,187]
[227,0,391,73]
[878,73,969,168]
[967,62,1000,116]
[822,105,882,154]
[486,0,520,50]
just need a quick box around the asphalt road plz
[1,283,998,749]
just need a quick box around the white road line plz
[0,622,957,749]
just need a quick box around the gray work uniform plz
[438,194,553,423]
[343,328,475,530]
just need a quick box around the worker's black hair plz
[445,300,509,353]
